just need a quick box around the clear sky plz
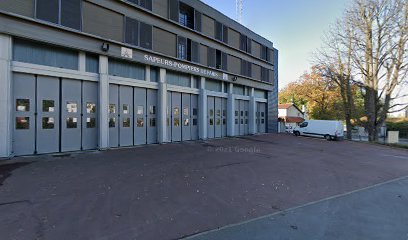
[200,0,352,89]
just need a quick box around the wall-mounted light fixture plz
[232,76,238,81]
[101,43,110,52]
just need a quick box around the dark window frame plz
[177,36,187,60]
[241,60,252,77]
[207,47,216,68]
[124,17,140,47]
[215,21,223,42]
[36,0,82,30]
[194,10,202,32]
[139,22,153,50]
[178,2,194,29]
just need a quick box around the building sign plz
[143,54,221,79]
[222,73,229,80]
[121,47,133,59]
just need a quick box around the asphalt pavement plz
[0,134,407,240]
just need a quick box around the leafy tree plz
[316,0,408,141]
[280,66,342,120]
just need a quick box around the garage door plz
[257,102,266,133]
[167,92,171,141]
[182,93,191,141]
[13,73,98,156]
[207,96,215,139]
[214,97,222,138]
[207,96,227,139]
[147,89,157,144]
[191,95,199,140]
[235,99,249,136]
[37,76,60,154]
[82,81,98,150]
[110,85,157,146]
[134,87,147,145]
[109,84,119,148]
[119,86,133,147]
[171,92,182,142]
[13,73,37,155]
[61,79,82,152]
[243,101,249,135]
[222,98,227,137]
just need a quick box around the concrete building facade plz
[0,0,278,157]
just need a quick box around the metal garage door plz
[134,87,147,145]
[191,94,199,140]
[13,73,36,155]
[222,98,227,137]
[36,76,60,154]
[61,79,82,152]
[234,99,240,136]
[13,73,98,155]
[181,93,191,141]
[167,92,171,142]
[119,86,133,147]
[258,102,266,133]
[207,96,215,139]
[171,92,181,142]
[147,89,157,144]
[244,101,249,135]
[239,100,245,136]
[214,97,222,138]
[109,84,119,148]
[82,81,98,150]
[182,93,191,141]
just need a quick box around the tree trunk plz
[365,88,378,142]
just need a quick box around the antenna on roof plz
[236,0,243,24]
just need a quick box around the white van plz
[293,120,344,141]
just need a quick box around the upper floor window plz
[216,50,227,71]
[126,0,152,11]
[177,36,199,63]
[261,46,272,62]
[125,17,139,46]
[177,36,188,60]
[241,60,252,77]
[36,0,81,30]
[215,22,229,44]
[240,34,252,54]
[179,2,194,29]
[261,67,270,82]
[124,17,152,50]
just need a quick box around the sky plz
[201,0,353,89]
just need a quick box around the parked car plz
[293,120,344,141]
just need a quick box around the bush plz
[386,120,408,138]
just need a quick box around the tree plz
[350,0,408,141]
[315,0,408,141]
[279,66,343,120]
[315,15,358,139]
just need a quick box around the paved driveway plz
[0,134,407,240]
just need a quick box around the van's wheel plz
[324,135,331,141]
[294,131,300,136]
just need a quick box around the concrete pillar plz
[227,83,235,136]
[158,68,168,143]
[145,65,151,82]
[78,52,86,72]
[249,88,257,134]
[199,77,207,139]
[98,55,109,149]
[190,75,194,88]
[0,34,12,158]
